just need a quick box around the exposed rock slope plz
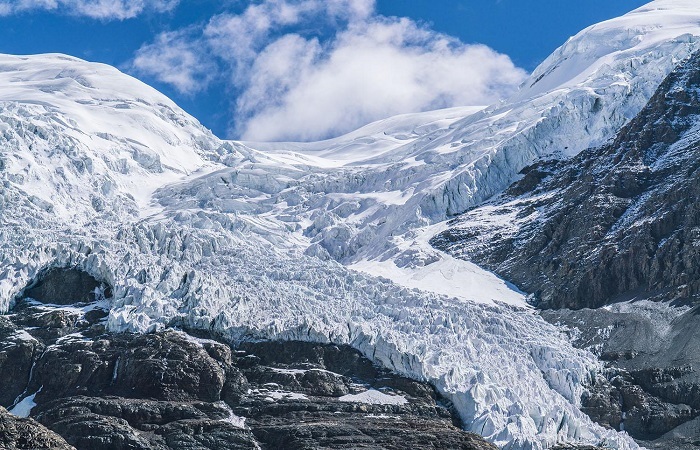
[433,46,700,449]
[0,406,74,450]
[433,48,700,310]
[0,297,496,450]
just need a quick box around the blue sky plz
[0,0,648,141]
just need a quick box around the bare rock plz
[0,406,74,450]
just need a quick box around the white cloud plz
[239,18,527,141]
[130,0,527,141]
[202,0,373,80]
[0,0,179,19]
[132,29,216,94]
[236,34,322,115]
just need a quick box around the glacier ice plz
[4,2,700,448]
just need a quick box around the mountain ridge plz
[4,2,700,449]
[433,21,700,450]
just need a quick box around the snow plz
[350,222,526,307]
[364,414,401,420]
[9,387,41,418]
[517,0,700,102]
[249,388,309,402]
[270,367,310,375]
[246,106,486,167]
[8,329,38,344]
[339,389,408,406]
[0,53,225,222]
[54,332,91,345]
[22,298,111,315]
[176,330,226,348]
[267,391,309,401]
[215,401,247,428]
[1,2,697,449]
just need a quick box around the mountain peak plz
[0,53,226,221]
[515,0,700,103]
[3,4,700,450]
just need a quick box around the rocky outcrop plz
[34,397,257,450]
[0,317,38,406]
[0,406,75,450]
[22,267,112,305]
[0,297,497,450]
[550,446,607,450]
[433,49,700,310]
[431,50,700,447]
[540,305,700,446]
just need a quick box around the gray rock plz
[0,317,38,407]
[34,396,258,450]
[0,298,495,450]
[22,267,112,305]
[0,406,74,450]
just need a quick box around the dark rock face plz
[542,306,700,446]
[0,317,38,406]
[34,397,256,450]
[433,50,700,310]
[430,50,700,447]
[550,446,607,450]
[0,298,497,450]
[22,267,112,305]
[0,406,75,450]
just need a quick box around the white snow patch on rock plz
[9,387,41,418]
[339,389,408,406]
[215,401,246,428]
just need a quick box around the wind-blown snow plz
[1,2,697,448]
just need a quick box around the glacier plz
[2,1,700,448]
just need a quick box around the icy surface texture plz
[233,0,700,269]
[0,55,635,449]
[4,1,699,447]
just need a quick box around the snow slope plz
[0,54,231,221]
[204,0,700,300]
[0,56,629,450]
[2,1,699,448]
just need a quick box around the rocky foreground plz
[0,269,498,450]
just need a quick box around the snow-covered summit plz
[1,2,697,449]
[0,53,225,220]
[519,0,700,101]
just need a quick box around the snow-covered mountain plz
[229,0,700,299]
[433,19,700,450]
[0,54,228,219]
[2,1,700,449]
